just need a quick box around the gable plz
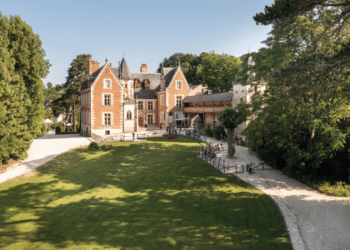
[91,64,123,90]
[167,67,190,91]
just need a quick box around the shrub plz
[204,124,214,137]
[41,123,47,135]
[55,126,61,134]
[88,142,100,151]
[214,125,226,140]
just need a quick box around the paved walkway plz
[205,137,350,250]
[0,131,93,184]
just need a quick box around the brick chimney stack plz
[141,64,148,73]
[88,57,100,76]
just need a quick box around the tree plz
[0,13,31,164]
[8,15,51,138]
[240,4,350,178]
[197,52,241,93]
[157,52,202,85]
[53,54,90,130]
[218,107,247,158]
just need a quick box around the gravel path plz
[0,131,93,184]
[207,138,350,250]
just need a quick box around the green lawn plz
[0,136,292,249]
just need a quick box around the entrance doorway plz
[138,117,144,126]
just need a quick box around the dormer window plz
[134,78,141,89]
[144,79,150,90]
[104,79,111,89]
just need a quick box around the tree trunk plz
[73,99,76,132]
[227,129,237,158]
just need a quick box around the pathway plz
[206,137,350,250]
[0,131,93,184]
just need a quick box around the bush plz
[204,124,214,137]
[214,125,226,140]
[55,126,61,134]
[88,142,100,151]
[41,123,47,135]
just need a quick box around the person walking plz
[145,122,147,128]
[160,123,162,130]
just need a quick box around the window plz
[125,84,128,89]
[127,111,132,120]
[176,81,183,90]
[169,112,173,116]
[160,112,164,122]
[105,130,110,135]
[148,101,153,110]
[160,95,164,107]
[240,98,243,102]
[138,101,143,110]
[104,94,111,106]
[176,96,183,107]
[104,79,111,88]
[104,113,111,125]
[148,114,153,124]
[164,112,166,121]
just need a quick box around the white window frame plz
[102,112,113,126]
[176,81,183,90]
[138,101,143,110]
[175,95,184,107]
[147,114,154,124]
[160,95,164,107]
[103,93,113,107]
[104,79,112,89]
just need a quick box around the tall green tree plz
[240,3,350,179]
[218,107,247,158]
[197,52,241,93]
[55,54,90,130]
[0,13,31,164]
[8,15,50,138]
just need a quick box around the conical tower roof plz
[120,56,131,79]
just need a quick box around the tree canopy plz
[240,2,350,181]
[0,13,50,164]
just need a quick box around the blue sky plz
[1,0,274,86]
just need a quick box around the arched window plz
[127,110,132,120]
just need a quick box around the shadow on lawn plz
[0,138,291,249]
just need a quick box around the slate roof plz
[163,67,177,87]
[134,89,157,99]
[120,57,132,79]
[183,92,233,103]
[130,72,161,90]
[110,67,120,80]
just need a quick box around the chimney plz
[92,60,99,75]
[110,62,112,67]
[141,64,148,73]
[160,63,165,91]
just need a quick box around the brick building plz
[80,55,264,137]
[80,56,191,136]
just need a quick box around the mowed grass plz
[0,136,292,250]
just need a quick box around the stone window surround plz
[104,79,112,89]
[102,112,113,126]
[102,93,113,107]
[160,95,164,107]
[175,94,184,107]
[147,114,154,124]
[147,100,154,110]
[138,101,143,110]
[126,110,132,120]
[176,80,183,90]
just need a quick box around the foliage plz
[197,51,241,93]
[158,51,241,93]
[43,82,63,106]
[88,142,100,151]
[157,52,202,85]
[219,107,248,158]
[0,13,49,164]
[0,137,292,249]
[204,124,214,137]
[8,15,51,138]
[241,3,350,182]
[40,123,47,136]
[214,125,227,140]
[51,54,90,123]
[55,126,61,135]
